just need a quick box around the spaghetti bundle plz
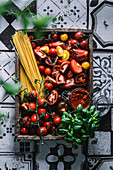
[13,31,44,97]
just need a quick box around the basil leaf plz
[76,104,83,112]
[74,119,83,125]
[73,125,81,131]
[90,105,96,113]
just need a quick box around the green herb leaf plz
[90,105,96,113]
[103,20,109,27]
[76,104,83,112]
[93,111,100,117]
[73,125,81,131]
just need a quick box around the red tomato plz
[70,39,79,47]
[53,116,61,125]
[52,112,56,117]
[44,83,53,91]
[22,116,30,128]
[72,49,88,61]
[38,98,46,107]
[44,113,50,121]
[28,102,36,111]
[29,36,33,40]
[74,32,84,41]
[80,40,88,49]
[49,48,57,57]
[45,68,52,76]
[31,42,37,48]
[20,102,28,111]
[31,114,37,123]
[44,121,51,129]
[58,60,67,64]
[52,34,58,40]
[37,127,47,135]
[39,65,45,73]
[29,90,37,99]
[51,125,56,133]
[70,59,83,74]
[21,127,28,134]
[47,90,59,105]
[38,108,46,115]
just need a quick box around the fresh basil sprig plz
[59,104,100,149]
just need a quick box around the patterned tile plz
[36,140,85,170]
[88,131,111,155]
[0,153,33,169]
[37,0,87,29]
[93,51,113,104]
[0,52,16,103]
[12,0,35,10]
[89,0,113,49]
[87,156,113,170]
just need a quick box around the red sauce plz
[69,89,90,109]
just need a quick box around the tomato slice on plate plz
[70,59,82,74]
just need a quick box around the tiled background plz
[0,0,113,169]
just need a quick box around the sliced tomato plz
[70,59,82,74]
[47,90,58,105]
[72,49,88,61]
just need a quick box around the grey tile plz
[0,153,33,169]
[88,131,111,155]
[93,51,113,104]
[89,0,113,49]
[36,140,85,170]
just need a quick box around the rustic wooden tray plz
[15,28,93,140]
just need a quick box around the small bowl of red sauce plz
[62,88,91,110]
[69,88,90,109]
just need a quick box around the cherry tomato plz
[44,83,53,91]
[70,59,83,74]
[80,40,88,49]
[22,116,30,128]
[62,50,70,61]
[37,127,47,135]
[49,48,57,57]
[82,61,90,69]
[45,68,52,76]
[31,42,37,48]
[53,116,61,126]
[20,102,28,112]
[51,125,56,133]
[39,65,45,73]
[38,98,46,107]
[52,112,56,117]
[40,46,49,53]
[60,34,68,41]
[44,113,50,121]
[29,36,33,40]
[70,39,79,48]
[44,121,51,129]
[74,32,84,41]
[29,90,37,99]
[38,108,46,115]
[21,127,28,134]
[28,102,36,111]
[31,114,37,123]
[47,90,59,105]
[52,34,58,40]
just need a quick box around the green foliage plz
[0,0,51,37]
[0,80,22,96]
[59,104,100,148]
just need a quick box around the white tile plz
[0,16,9,34]
[12,0,34,10]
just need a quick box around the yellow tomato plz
[82,61,90,69]
[40,46,49,53]
[62,50,70,60]
[56,46,64,57]
[60,33,68,41]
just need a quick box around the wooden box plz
[15,29,93,140]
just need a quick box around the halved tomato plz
[70,59,82,74]
[72,49,88,61]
